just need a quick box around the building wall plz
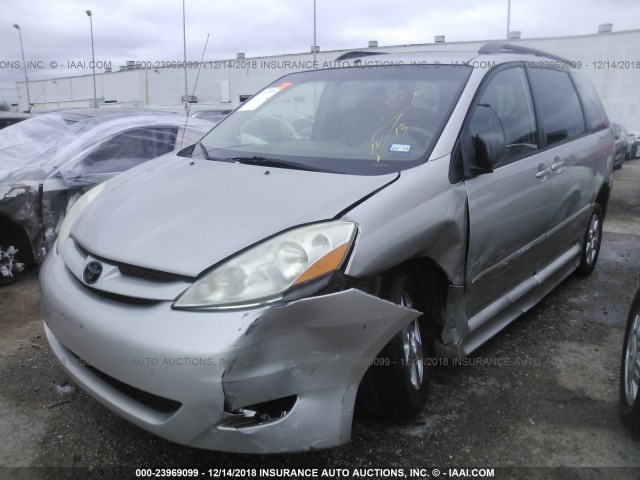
[15,29,640,130]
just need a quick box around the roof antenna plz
[180,33,210,147]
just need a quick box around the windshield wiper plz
[229,156,336,173]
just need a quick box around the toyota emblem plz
[83,261,103,284]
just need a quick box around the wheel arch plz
[378,256,451,338]
[596,182,611,218]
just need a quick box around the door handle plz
[551,160,564,170]
[536,168,551,178]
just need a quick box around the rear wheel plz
[575,204,603,277]
[359,270,433,420]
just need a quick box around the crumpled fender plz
[216,288,420,452]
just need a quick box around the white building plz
[15,26,640,130]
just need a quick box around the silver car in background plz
[40,43,614,453]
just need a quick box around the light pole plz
[313,0,317,65]
[183,0,188,103]
[13,24,31,112]
[506,0,511,41]
[86,10,98,107]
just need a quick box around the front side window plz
[199,65,472,175]
[528,68,586,146]
[468,66,538,165]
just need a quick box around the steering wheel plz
[240,115,298,143]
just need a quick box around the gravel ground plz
[1,162,639,480]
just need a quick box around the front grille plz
[74,240,192,284]
[69,350,182,414]
[85,286,161,306]
[118,264,188,283]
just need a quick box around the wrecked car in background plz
[0,109,212,283]
[41,43,613,453]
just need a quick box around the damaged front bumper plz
[40,251,418,453]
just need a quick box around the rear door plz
[527,68,609,269]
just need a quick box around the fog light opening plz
[221,395,297,428]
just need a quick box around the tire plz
[620,289,640,438]
[575,204,603,277]
[0,274,17,287]
[358,270,433,420]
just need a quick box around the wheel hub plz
[400,291,424,390]
[584,213,600,266]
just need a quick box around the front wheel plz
[575,204,603,277]
[359,270,431,420]
[620,289,640,438]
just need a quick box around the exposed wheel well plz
[0,216,36,267]
[354,258,451,419]
[381,257,450,343]
[596,183,611,218]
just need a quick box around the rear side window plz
[571,73,609,132]
[528,68,586,146]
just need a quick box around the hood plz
[71,157,396,276]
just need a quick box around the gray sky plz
[1,0,639,106]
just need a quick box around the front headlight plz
[173,221,357,309]
[55,182,107,254]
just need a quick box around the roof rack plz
[335,50,387,61]
[478,42,570,63]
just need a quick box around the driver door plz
[463,65,554,317]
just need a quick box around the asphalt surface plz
[1,161,639,480]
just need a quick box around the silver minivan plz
[40,43,614,453]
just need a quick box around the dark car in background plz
[613,122,629,168]
[0,112,33,130]
[0,109,212,282]
[627,132,640,159]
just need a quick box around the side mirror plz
[474,132,505,172]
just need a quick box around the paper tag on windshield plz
[238,83,292,111]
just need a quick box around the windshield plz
[199,65,472,175]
